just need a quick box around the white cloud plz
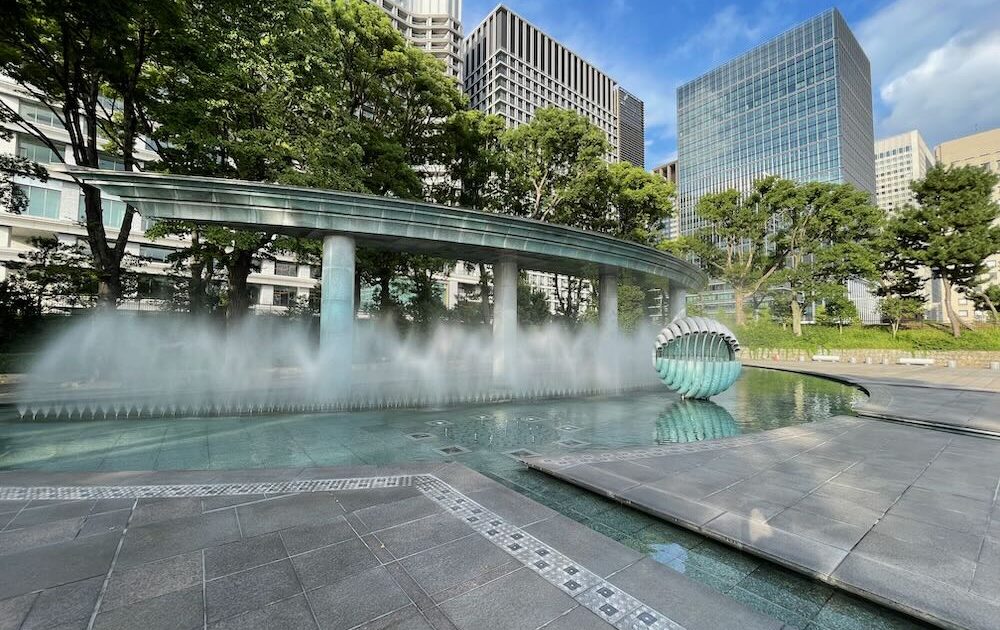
[858,0,1000,144]
[672,4,780,64]
[879,31,1000,143]
[648,150,678,170]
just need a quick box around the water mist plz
[16,313,664,420]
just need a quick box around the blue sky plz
[463,0,1000,169]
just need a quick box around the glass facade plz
[676,9,874,235]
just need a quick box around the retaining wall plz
[743,347,1000,368]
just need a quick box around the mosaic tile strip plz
[527,417,862,467]
[0,475,414,501]
[0,473,687,629]
[416,476,686,630]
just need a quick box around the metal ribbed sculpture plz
[653,317,742,399]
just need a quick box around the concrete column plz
[320,235,356,386]
[668,284,687,322]
[492,254,518,387]
[599,269,618,333]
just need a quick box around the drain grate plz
[505,448,541,459]
[435,445,470,456]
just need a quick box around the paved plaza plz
[0,464,785,630]
[526,364,1000,630]
[746,361,1000,436]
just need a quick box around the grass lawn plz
[735,321,1000,352]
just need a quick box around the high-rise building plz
[675,8,876,321]
[875,130,934,213]
[616,88,645,167]
[366,0,464,79]
[652,160,679,239]
[677,8,874,233]
[463,5,643,165]
[928,128,1000,322]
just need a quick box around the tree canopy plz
[887,164,1000,337]
[684,176,882,333]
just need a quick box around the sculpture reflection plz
[655,399,740,444]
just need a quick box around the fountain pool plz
[1,370,930,629]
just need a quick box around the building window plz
[139,245,174,262]
[273,286,297,307]
[19,102,59,127]
[78,197,127,227]
[98,155,127,171]
[17,184,61,219]
[18,137,61,163]
[274,261,298,277]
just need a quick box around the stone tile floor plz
[526,416,1000,630]
[0,464,790,630]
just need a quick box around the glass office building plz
[675,9,876,321]
[676,8,874,236]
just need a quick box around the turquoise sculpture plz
[653,317,741,399]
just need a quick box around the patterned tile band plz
[0,474,685,630]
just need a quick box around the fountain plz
[15,313,666,420]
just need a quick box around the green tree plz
[815,289,858,333]
[685,176,798,326]
[432,109,507,324]
[0,0,185,305]
[564,162,675,246]
[972,285,1000,323]
[774,182,883,336]
[401,256,451,330]
[518,280,551,326]
[688,178,881,333]
[879,296,924,337]
[4,237,99,313]
[500,107,608,221]
[144,0,465,322]
[0,277,41,345]
[892,164,1000,337]
[876,215,926,313]
[616,283,647,332]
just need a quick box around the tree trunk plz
[891,320,899,338]
[225,249,254,322]
[733,290,746,326]
[982,293,999,323]
[478,262,490,325]
[378,273,393,319]
[353,272,361,314]
[942,278,962,338]
[189,229,206,314]
[81,185,120,308]
[790,299,803,337]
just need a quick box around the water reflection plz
[655,399,740,444]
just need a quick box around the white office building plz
[0,77,319,312]
[875,130,934,214]
[366,0,464,79]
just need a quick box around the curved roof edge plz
[60,167,707,289]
